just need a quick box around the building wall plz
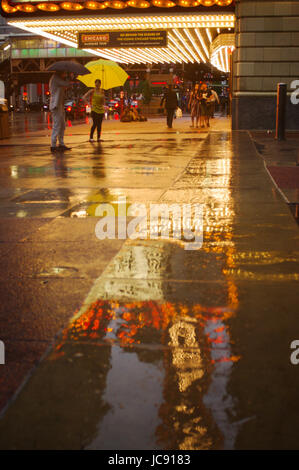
[232,0,299,130]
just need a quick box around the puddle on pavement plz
[0,129,298,450]
[0,217,241,449]
[0,203,69,218]
[12,189,74,203]
[0,295,239,450]
[36,266,79,278]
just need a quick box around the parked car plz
[129,98,140,109]
[107,98,121,115]
[28,101,43,112]
[105,96,142,117]
[64,99,86,120]
[9,104,21,112]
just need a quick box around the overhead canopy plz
[1,0,235,68]
[1,0,235,15]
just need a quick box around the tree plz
[138,79,152,105]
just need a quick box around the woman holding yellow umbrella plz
[82,78,105,142]
[78,59,129,142]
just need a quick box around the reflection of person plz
[160,84,178,129]
[83,79,105,142]
[49,71,72,152]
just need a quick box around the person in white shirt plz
[209,88,220,118]
[49,71,72,152]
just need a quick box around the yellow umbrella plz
[77,59,128,90]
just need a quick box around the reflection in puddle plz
[47,134,240,449]
[51,290,239,449]
[0,131,245,449]
[87,345,164,450]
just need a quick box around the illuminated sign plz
[78,30,167,49]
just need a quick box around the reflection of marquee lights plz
[7,14,235,64]
[45,132,240,449]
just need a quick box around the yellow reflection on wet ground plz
[46,133,240,448]
[1,125,299,450]
[48,131,240,449]
[49,295,240,449]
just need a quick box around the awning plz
[2,0,235,67]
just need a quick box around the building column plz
[232,0,299,130]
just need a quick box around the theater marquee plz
[1,0,234,15]
[78,30,167,49]
[0,0,235,68]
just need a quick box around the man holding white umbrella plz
[49,70,72,152]
[47,61,90,152]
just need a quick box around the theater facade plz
[1,0,299,130]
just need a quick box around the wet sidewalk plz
[251,131,299,220]
[0,119,298,449]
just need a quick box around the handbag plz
[176,107,183,119]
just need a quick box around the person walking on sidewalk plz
[49,71,72,152]
[83,79,105,142]
[188,83,201,128]
[160,84,178,129]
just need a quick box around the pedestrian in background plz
[160,84,178,129]
[209,87,220,118]
[199,83,212,128]
[188,83,201,128]
[49,71,72,152]
[83,79,105,142]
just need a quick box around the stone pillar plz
[232,0,299,130]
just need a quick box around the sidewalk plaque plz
[78,30,167,49]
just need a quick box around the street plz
[0,115,298,449]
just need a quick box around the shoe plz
[89,138,95,142]
[97,138,103,142]
[50,147,59,153]
[58,145,71,151]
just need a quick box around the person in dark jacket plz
[160,84,178,129]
